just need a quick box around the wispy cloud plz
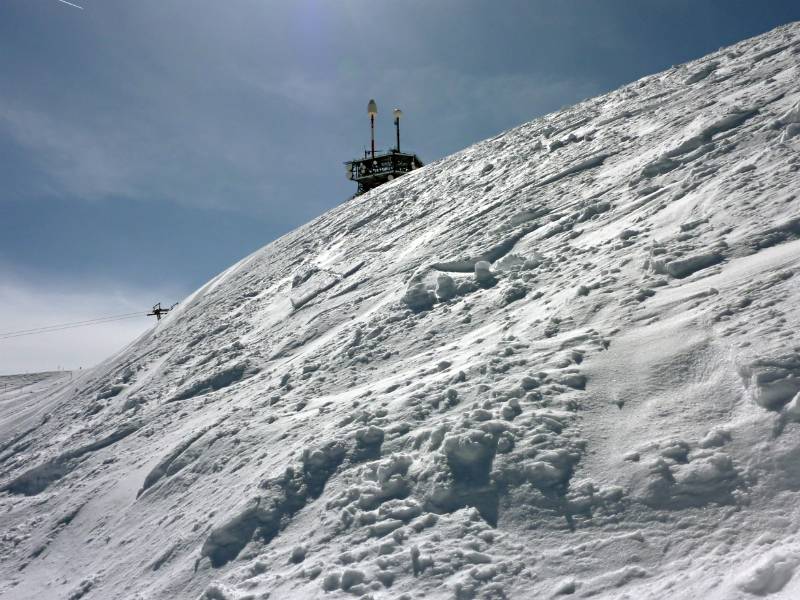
[0,98,288,215]
[0,105,136,199]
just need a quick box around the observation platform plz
[345,99,424,196]
[345,150,424,195]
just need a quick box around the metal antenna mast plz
[393,108,402,152]
[367,99,377,159]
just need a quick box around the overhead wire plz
[0,312,144,336]
[0,312,147,341]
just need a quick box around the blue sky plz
[2,0,799,374]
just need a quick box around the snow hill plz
[3,22,800,600]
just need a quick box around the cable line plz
[0,312,146,341]
[0,314,145,340]
[0,312,143,336]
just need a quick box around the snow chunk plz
[736,550,798,595]
[651,251,723,279]
[780,123,800,142]
[777,100,800,126]
[443,430,496,481]
[402,283,436,312]
[741,354,800,411]
[436,274,457,301]
[474,261,496,287]
[340,568,366,590]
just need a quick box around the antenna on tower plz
[393,108,403,152]
[367,99,378,159]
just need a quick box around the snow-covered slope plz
[3,23,800,600]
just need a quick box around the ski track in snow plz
[2,22,800,600]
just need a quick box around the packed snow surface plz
[2,22,800,600]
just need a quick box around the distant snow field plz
[2,22,800,600]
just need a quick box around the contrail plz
[57,0,84,8]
